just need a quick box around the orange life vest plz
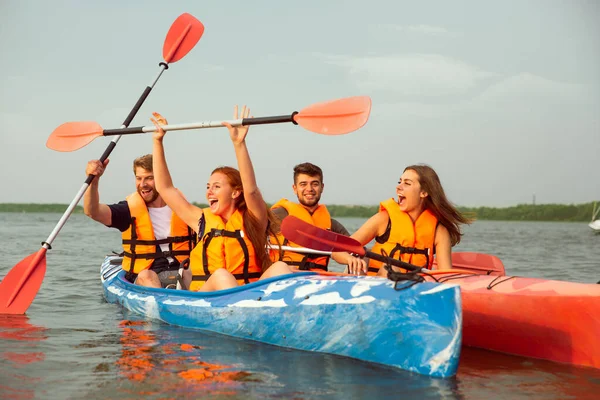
[269,198,332,271]
[188,208,262,291]
[367,198,438,275]
[121,192,195,275]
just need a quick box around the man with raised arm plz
[84,154,195,288]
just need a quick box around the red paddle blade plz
[46,121,104,152]
[280,216,366,256]
[293,96,371,135]
[0,249,47,315]
[163,13,204,63]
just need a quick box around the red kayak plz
[430,253,600,370]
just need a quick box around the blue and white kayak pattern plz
[101,255,462,378]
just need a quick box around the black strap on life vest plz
[123,217,196,274]
[193,227,256,284]
[389,244,430,269]
[275,232,330,271]
[287,256,329,271]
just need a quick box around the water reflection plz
[114,319,255,398]
[104,316,462,399]
[0,315,48,400]
[457,347,600,400]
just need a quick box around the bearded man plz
[84,154,195,287]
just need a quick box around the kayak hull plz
[426,271,600,369]
[101,256,463,378]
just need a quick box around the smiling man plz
[83,154,195,288]
[270,162,349,271]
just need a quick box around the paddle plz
[280,216,422,273]
[274,245,505,275]
[280,216,507,275]
[0,13,204,315]
[46,96,372,152]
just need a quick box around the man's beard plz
[138,187,159,204]
[299,194,320,208]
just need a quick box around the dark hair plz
[211,166,280,271]
[404,164,472,246]
[133,154,152,174]
[293,162,323,184]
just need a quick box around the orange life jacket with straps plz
[188,208,262,291]
[269,198,332,271]
[367,198,438,275]
[121,192,196,275]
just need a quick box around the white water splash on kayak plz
[163,298,212,307]
[261,278,300,297]
[300,292,376,305]
[293,279,335,299]
[125,292,160,319]
[229,299,287,308]
[350,280,387,297]
[426,287,462,375]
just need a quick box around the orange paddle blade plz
[163,13,205,63]
[0,249,47,315]
[281,216,365,255]
[46,121,104,152]
[294,96,371,135]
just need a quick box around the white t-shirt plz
[148,205,174,263]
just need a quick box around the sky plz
[0,0,598,208]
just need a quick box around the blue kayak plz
[100,255,462,378]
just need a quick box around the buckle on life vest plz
[211,229,224,237]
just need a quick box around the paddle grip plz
[84,142,117,185]
[365,250,421,272]
[242,114,295,126]
[122,86,152,127]
[104,127,145,136]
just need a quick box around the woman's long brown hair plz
[404,164,472,246]
[212,167,280,271]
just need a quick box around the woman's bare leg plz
[198,268,239,292]
[259,261,295,280]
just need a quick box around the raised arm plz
[223,105,268,229]
[151,112,203,231]
[83,159,113,226]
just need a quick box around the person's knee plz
[136,270,160,287]
[211,268,231,280]
[260,262,292,279]
[271,261,292,273]
[202,268,238,291]
[136,270,151,282]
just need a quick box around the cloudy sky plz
[1,0,598,207]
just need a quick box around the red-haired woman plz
[141,106,292,291]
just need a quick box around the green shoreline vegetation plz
[0,202,597,222]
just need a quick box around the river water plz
[1,213,599,399]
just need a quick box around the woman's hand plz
[223,105,250,145]
[150,112,168,141]
[346,255,368,276]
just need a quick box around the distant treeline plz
[457,202,599,222]
[0,203,85,213]
[327,202,599,221]
[0,202,597,222]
